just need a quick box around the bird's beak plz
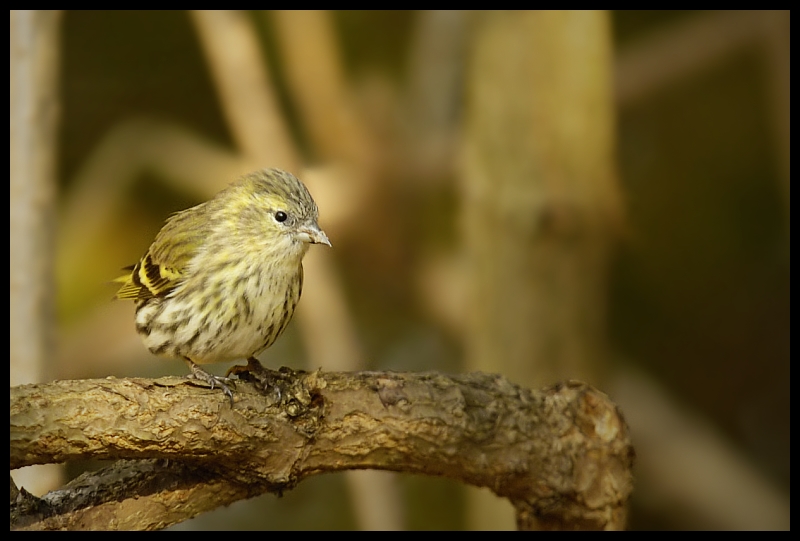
[298,224,331,247]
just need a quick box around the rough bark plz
[11,370,634,530]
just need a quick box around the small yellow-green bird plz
[115,169,331,403]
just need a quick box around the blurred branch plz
[616,10,770,105]
[271,10,375,172]
[403,10,469,183]
[463,9,622,396]
[461,10,623,529]
[759,11,789,211]
[615,10,790,212]
[10,373,634,531]
[189,10,297,168]
[10,9,63,496]
[59,118,255,278]
[611,368,790,530]
[10,9,61,385]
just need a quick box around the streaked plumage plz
[115,169,330,402]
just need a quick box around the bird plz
[114,168,331,403]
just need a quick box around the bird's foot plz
[184,358,235,405]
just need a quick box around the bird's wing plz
[114,207,207,301]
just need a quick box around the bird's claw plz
[186,363,235,406]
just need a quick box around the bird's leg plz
[183,357,235,405]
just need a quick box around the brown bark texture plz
[11,370,634,530]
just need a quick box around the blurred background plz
[10,10,789,530]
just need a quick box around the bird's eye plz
[274,211,288,223]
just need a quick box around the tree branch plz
[10,370,634,530]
